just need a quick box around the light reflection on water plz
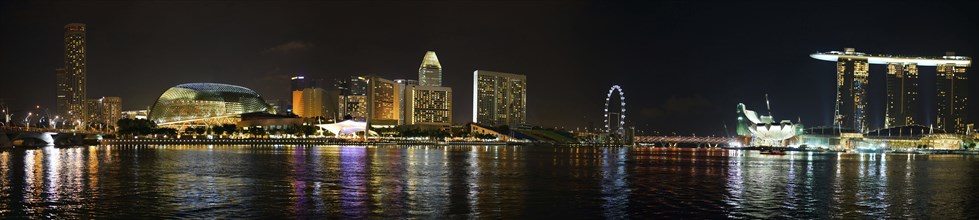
[0,146,977,218]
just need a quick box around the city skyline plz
[1,1,977,135]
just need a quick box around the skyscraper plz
[394,79,418,125]
[885,63,919,128]
[366,76,400,126]
[418,51,442,87]
[291,76,308,116]
[834,48,869,132]
[473,70,526,126]
[301,87,339,120]
[61,23,87,124]
[404,86,452,126]
[55,68,68,118]
[936,52,969,133]
[85,97,121,129]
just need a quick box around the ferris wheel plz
[604,85,626,135]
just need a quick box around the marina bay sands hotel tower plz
[812,48,971,133]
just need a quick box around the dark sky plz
[1,0,977,135]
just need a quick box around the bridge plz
[1,126,106,135]
[634,136,735,148]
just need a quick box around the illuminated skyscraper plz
[339,76,369,121]
[301,87,340,120]
[394,79,418,125]
[291,76,307,116]
[85,97,121,129]
[366,76,401,126]
[55,68,68,118]
[936,52,969,133]
[418,51,442,87]
[404,86,452,126]
[812,48,971,133]
[62,23,87,123]
[885,63,919,128]
[834,48,870,132]
[473,70,526,126]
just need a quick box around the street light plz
[25,112,33,129]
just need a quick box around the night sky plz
[1,1,977,135]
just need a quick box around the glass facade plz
[418,51,442,87]
[148,83,274,125]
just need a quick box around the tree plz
[222,124,237,135]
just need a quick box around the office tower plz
[62,23,87,123]
[85,97,121,129]
[337,76,369,121]
[404,86,452,126]
[885,63,919,128]
[473,70,527,126]
[418,51,442,87]
[936,52,969,133]
[348,76,368,95]
[394,79,419,125]
[301,87,340,121]
[291,76,308,116]
[339,95,367,121]
[834,48,869,132]
[55,68,68,118]
[366,76,401,126]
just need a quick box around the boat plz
[760,149,787,155]
[10,132,57,148]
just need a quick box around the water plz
[1,145,977,219]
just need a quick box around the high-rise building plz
[337,76,370,121]
[885,63,919,128]
[473,70,526,126]
[348,76,368,96]
[85,97,121,129]
[301,87,340,121]
[812,48,971,133]
[418,51,442,87]
[291,76,308,116]
[366,77,401,126]
[55,68,68,118]
[404,86,452,126]
[61,23,87,124]
[936,52,969,133]
[834,48,870,132]
[394,79,419,125]
[339,95,367,121]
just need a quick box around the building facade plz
[473,70,526,127]
[301,87,340,121]
[885,63,919,128]
[404,86,452,126]
[395,79,419,125]
[418,51,442,87]
[811,48,971,134]
[835,48,870,132]
[61,23,87,124]
[85,97,121,129]
[936,54,969,133]
[291,76,308,116]
[148,83,274,128]
[366,77,401,126]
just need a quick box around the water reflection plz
[0,145,977,218]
